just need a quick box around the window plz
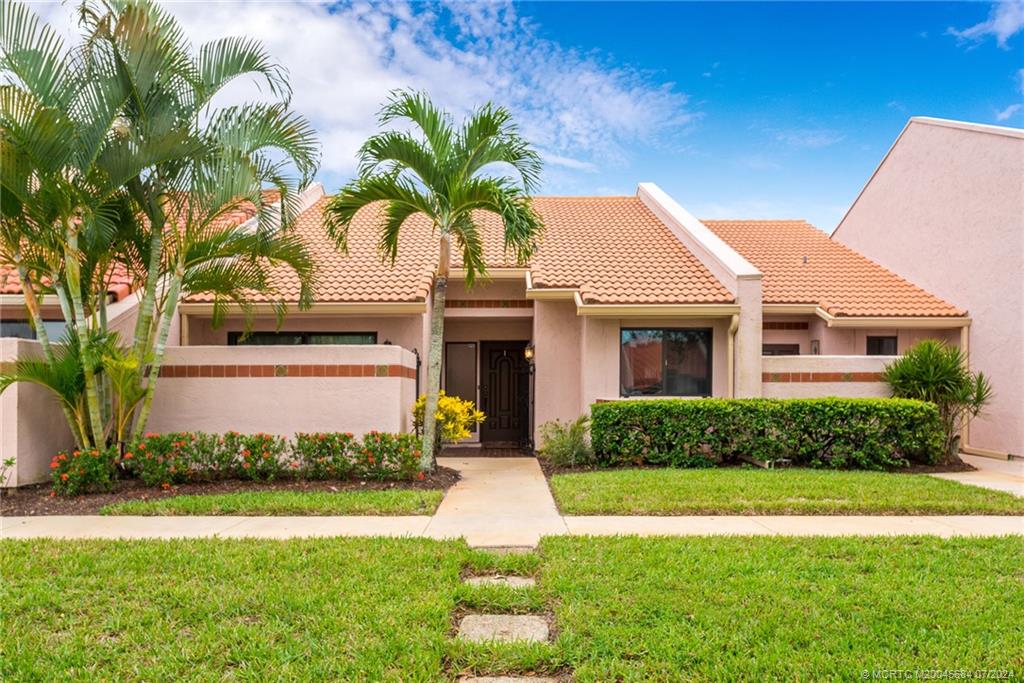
[620,328,712,397]
[0,320,68,340]
[866,336,897,356]
[228,331,377,346]
[762,344,800,356]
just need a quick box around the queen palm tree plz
[325,91,543,471]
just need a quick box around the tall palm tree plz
[325,91,543,471]
[1,0,318,446]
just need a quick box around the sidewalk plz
[930,454,1024,497]
[3,458,1022,546]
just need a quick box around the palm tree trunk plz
[16,265,87,449]
[64,227,104,447]
[132,191,169,363]
[420,236,451,471]
[131,273,181,441]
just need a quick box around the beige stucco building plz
[833,117,1024,459]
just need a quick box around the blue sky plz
[39,1,1024,231]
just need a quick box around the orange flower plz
[50,461,60,469]
[123,452,133,460]
[242,462,251,469]
[161,482,171,490]
[60,473,69,481]
[416,471,425,481]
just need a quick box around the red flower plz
[50,461,60,469]
[161,482,171,490]
[123,452,133,460]
[60,473,69,481]
[242,462,251,469]
[416,471,425,481]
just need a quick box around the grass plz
[99,489,444,516]
[3,536,1022,681]
[548,467,1024,515]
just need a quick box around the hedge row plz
[590,398,944,470]
[50,431,423,496]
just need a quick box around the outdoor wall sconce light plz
[523,343,535,363]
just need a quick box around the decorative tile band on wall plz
[762,372,883,383]
[158,364,416,379]
[445,299,534,308]
[762,321,810,330]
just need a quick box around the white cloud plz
[948,0,1024,48]
[768,128,845,149]
[995,103,1022,120]
[33,1,693,187]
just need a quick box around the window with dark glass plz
[228,331,377,346]
[866,336,897,356]
[0,320,68,340]
[762,343,800,356]
[620,328,712,397]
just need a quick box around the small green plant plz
[49,446,120,496]
[538,416,595,468]
[0,456,16,487]
[354,432,423,481]
[883,340,993,464]
[412,391,485,449]
[236,433,289,481]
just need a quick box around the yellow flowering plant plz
[412,391,485,447]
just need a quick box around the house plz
[0,160,975,485]
[833,117,1024,459]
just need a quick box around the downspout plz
[727,314,739,398]
[957,322,1012,460]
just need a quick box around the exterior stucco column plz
[734,275,763,397]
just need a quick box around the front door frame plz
[478,340,531,446]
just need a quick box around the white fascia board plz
[636,183,761,296]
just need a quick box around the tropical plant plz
[325,90,542,470]
[0,0,319,449]
[538,415,595,468]
[882,340,993,463]
[412,391,485,450]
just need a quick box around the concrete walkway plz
[424,457,568,546]
[930,454,1024,496]
[3,457,1022,545]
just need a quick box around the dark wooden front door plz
[479,341,530,443]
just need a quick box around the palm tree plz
[325,91,543,471]
[1,0,319,446]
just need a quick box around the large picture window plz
[620,328,712,397]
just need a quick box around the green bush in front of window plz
[590,398,944,470]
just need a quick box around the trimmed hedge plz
[590,398,944,470]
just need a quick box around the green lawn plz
[3,536,1022,680]
[100,489,443,516]
[549,467,1024,515]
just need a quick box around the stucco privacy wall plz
[147,345,417,437]
[1,339,75,486]
[834,118,1024,456]
[761,354,893,399]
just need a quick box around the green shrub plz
[883,340,993,463]
[236,433,289,481]
[538,416,595,468]
[354,432,423,481]
[130,432,235,487]
[590,398,944,470]
[293,432,358,479]
[49,446,120,495]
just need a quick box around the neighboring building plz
[833,117,1023,459]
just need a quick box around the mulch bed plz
[1,467,460,516]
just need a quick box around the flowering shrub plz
[354,431,422,481]
[52,429,424,494]
[293,432,358,479]
[412,391,485,447]
[236,433,288,481]
[49,446,119,496]
[129,432,232,487]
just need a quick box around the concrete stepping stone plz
[460,677,558,682]
[457,614,549,643]
[464,575,536,588]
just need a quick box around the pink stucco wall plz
[147,345,417,438]
[763,316,960,355]
[761,354,893,399]
[185,313,425,352]
[833,119,1023,456]
[1,339,75,486]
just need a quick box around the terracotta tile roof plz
[187,196,735,306]
[703,219,964,317]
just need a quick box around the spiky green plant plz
[882,340,993,463]
[325,90,543,471]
